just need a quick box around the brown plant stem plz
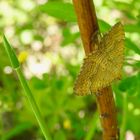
[72,0,119,139]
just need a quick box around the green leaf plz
[61,27,80,46]
[2,122,32,140]
[113,1,131,10]
[125,38,140,55]
[54,130,66,140]
[124,23,140,33]
[3,35,20,69]
[119,75,138,93]
[98,19,111,33]
[39,2,77,22]
[31,77,47,90]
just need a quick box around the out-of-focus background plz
[0,0,140,140]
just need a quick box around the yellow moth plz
[74,22,125,95]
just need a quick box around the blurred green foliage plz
[0,0,140,140]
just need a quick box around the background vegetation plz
[0,0,140,139]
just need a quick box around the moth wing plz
[75,22,125,94]
[90,52,121,93]
[102,22,125,76]
[90,58,113,92]
[101,22,125,52]
[90,23,125,92]
[74,50,101,95]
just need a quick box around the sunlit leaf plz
[125,38,140,55]
[39,2,77,22]
[124,23,140,33]
[98,19,111,33]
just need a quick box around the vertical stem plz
[3,35,51,140]
[85,111,99,140]
[120,93,127,140]
[16,68,51,140]
[98,87,119,140]
[72,0,119,139]
[72,0,99,54]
